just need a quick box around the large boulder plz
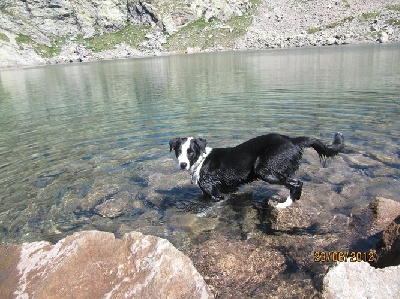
[323,261,400,298]
[369,197,400,231]
[350,197,400,236]
[0,231,213,299]
[373,215,400,268]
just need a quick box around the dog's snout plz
[180,162,188,170]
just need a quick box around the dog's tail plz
[293,132,344,159]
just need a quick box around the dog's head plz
[169,137,207,170]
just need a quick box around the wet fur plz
[170,133,344,205]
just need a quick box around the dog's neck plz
[190,147,212,184]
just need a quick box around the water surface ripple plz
[0,44,399,246]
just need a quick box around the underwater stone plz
[94,197,128,218]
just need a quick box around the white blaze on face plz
[177,137,192,170]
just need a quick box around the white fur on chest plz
[190,147,212,184]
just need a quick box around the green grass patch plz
[165,14,253,52]
[15,33,63,58]
[165,0,259,53]
[360,12,380,21]
[0,32,10,42]
[307,16,354,34]
[343,0,350,8]
[34,42,62,58]
[388,18,400,26]
[386,4,400,11]
[326,16,354,29]
[226,14,253,36]
[16,33,34,44]
[307,27,321,34]
[84,24,150,52]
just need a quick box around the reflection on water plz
[0,44,399,246]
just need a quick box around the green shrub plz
[307,27,321,34]
[388,18,400,26]
[360,12,380,21]
[165,15,253,52]
[15,33,63,58]
[307,16,354,34]
[386,4,400,11]
[16,34,33,44]
[84,24,150,52]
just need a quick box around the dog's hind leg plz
[284,178,303,201]
[255,171,303,208]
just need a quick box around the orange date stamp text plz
[313,251,375,263]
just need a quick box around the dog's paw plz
[271,196,293,209]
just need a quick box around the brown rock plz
[188,236,286,296]
[369,197,400,233]
[350,197,400,236]
[94,197,128,218]
[0,231,213,299]
[77,184,120,212]
[267,194,323,232]
[374,215,400,268]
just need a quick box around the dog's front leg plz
[199,181,224,202]
[211,193,224,202]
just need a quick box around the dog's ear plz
[194,138,207,153]
[169,138,181,152]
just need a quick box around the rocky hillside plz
[0,0,399,68]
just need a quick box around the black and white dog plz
[169,133,344,208]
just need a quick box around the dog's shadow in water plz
[155,184,285,234]
[155,185,215,214]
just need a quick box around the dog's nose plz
[180,162,187,169]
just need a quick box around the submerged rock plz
[323,261,400,298]
[267,193,324,232]
[94,191,132,218]
[75,184,120,213]
[188,236,286,297]
[0,231,213,298]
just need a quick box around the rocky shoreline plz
[1,197,399,298]
[0,0,399,68]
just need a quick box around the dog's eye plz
[187,149,194,155]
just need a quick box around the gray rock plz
[379,31,389,43]
[323,261,400,298]
[162,15,178,35]
[326,37,337,45]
